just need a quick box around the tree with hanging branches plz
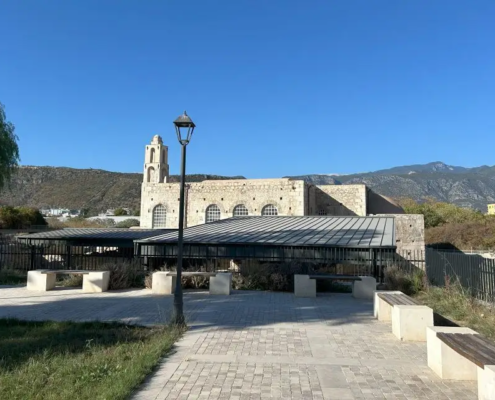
[0,102,20,190]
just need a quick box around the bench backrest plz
[437,333,495,369]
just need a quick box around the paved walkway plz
[0,286,477,399]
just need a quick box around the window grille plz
[152,204,166,228]
[206,204,221,223]
[233,204,249,217]
[261,204,278,216]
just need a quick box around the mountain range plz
[286,162,495,211]
[0,162,494,213]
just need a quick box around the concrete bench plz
[427,327,495,400]
[294,274,376,299]
[27,269,110,293]
[374,291,433,341]
[152,271,232,295]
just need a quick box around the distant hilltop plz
[1,161,494,213]
[286,161,495,211]
[0,166,245,215]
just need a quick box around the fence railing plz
[0,236,145,272]
[425,248,495,303]
[5,232,493,302]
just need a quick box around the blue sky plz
[1,1,494,178]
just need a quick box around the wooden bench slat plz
[378,292,419,306]
[437,333,495,369]
[307,274,362,281]
[166,272,217,277]
[41,270,92,275]
[465,335,495,365]
[437,334,490,368]
[470,334,495,355]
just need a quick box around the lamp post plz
[172,111,195,325]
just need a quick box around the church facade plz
[140,135,403,230]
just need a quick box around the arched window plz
[233,204,248,217]
[150,148,156,163]
[147,167,155,183]
[318,209,327,216]
[152,205,166,228]
[205,204,221,223]
[262,204,278,216]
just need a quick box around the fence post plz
[372,249,378,280]
[66,245,72,270]
[30,246,36,270]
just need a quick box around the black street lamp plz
[172,111,196,325]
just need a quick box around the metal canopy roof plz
[137,216,395,249]
[18,228,173,241]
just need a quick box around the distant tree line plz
[399,198,488,228]
[400,198,495,249]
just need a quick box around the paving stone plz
[0,287,478,399]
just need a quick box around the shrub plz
[144,273,153,289]
[48,217,116,229]
[115,219,140,228]
[59,274,83,287]
[113,208,128,216]
[0,206,47,229]
[100,260,143,290]
[384,265,425,295]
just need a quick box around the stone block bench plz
[427,326,495,400]
[152,271,232,295]
[374,291,433,341]
[294,274,376,299]
[27,269,110,293]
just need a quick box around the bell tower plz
[143,135,169,184]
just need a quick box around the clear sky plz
[1,1,494,178]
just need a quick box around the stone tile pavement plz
[0,286,477,399]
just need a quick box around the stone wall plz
[309,184,367,216]
[140,179,306,228]
[367,190,404,215]
[392,214,425,252]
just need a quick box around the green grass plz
[0,319,184,400]
[415,283,495,340]
[0,269,27,285]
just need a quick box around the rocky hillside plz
[2,162,495,213]
[287,162,495,211]
[0,166,244,214]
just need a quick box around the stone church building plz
[140,135,404,230]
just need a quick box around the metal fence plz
[0,235,145,272]
[425,248,495,303]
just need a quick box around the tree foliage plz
[399,198,486,228]
[115,218,140,228]
[0,206,47,229]
[0,103,20,190]
[113,208,128,216]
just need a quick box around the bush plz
[426,219,495,250]
[113,208,128,216]
[0,206,47,229]
[115,219,140,228]
[400,198,488,229]
[47,217,116,229]
[100,260,143,290]
[58,274,84,287]
[384,265,425,295]
[416,279,495,340]
[232,261,313,291]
